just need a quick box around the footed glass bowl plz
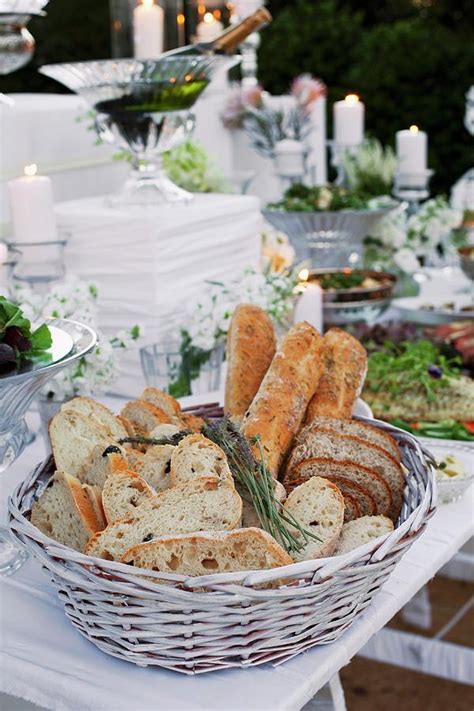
[40,56,239,206]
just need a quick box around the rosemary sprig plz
[202,418,322,555]
[118,431,192,448]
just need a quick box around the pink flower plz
[291,74,327,113]
[221,85,264,130]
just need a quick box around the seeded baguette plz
[121,528,293,575]
[297,416,400,461]
[140,387,181,418]
[241,322,324,477]
[31,471,105,551]
[224,304,276,418]
[170,434,233,488]
[305,328,367,422]
[102,470,155,523]
[283,477,345,562]
[333,515,394,556]
[49,410,114,478]
[85,477,242,560]
[61,397,129,441]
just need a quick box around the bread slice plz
[297,416,400,462]
[283,477,345,562]
[61,397,129,441]
[140,387,181,418]
[78,444,129,488]
[85,477,242,560]
[170,434,233,488]
[325,476,376,517]
[121,528,293,575]
[31,471,105,551]
[239,480,287,529]
[224,303,276,418]
[287,458,392,518]
[83,484,107,530]
[49,410,114,478]
[179,413,205,433]
[150,423,181,440]
[342,492,362,522]
[120,401,173,434]
[102,470,155,523]
[285,430,404,521]
[126,449,145,470]
[333,515,394,556]
[305,328,367,421]
[134,444,176,491]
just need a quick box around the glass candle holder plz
[0,13,34,74]
[110,0,186,58]
[6,239,67,294]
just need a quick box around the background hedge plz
[2,0,473,192]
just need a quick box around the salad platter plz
[393,294,474,325]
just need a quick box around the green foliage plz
[343,139,397,198]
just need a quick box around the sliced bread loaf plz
[102,470,155,523]
[85,477,242,560]
[120,401,173,434]
[83,484,107,530]
[179,413,205,433]
[150,423,181,440]
[140,387,181,418]
[239,480,287,529]
[78,444,129,488]
[283,477,345,562]
[134,444,176,491]
[49,410,114,478]
[297,416,400,461]
[324,476,376,517]
[342,493,362,522]
[31,471,105,551]
[170,434,233,487]
[121,528,293,575]
[333,515,394,555]
[61,397,129,441]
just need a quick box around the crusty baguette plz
[305,328,367,422]
[170,434,233,488]
[120,401,173,434]
[140,387,181,418]
[283,477,345,562]
[85,477,242,560]
[241,321,324,477]
[121,528,293,575]
[333,515,394,556]
[224,304,276,418]
[134,444,176,491]
[61,397,129,441]
[102,470,155,523]
[31,471,105,551]
[78,444,129,488]
[49,410,113,478]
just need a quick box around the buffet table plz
[1,396,472,711]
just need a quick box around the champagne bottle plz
[163,7,272,57]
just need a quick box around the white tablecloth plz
[1,397,472,711]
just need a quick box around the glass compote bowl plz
[39,55,239,206]
[0,318,96,574]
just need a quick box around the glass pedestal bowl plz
[40,55,239,206]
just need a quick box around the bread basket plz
[8,416,436,675]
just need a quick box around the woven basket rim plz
[8,417,437,592]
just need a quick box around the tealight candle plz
[396,125,427,174]
[196,11,224,42]
[133,0,164,59]
[8,164,58,243]
[333,94,365,146]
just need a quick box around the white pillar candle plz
[8,164,58,243]
[294,281,323,333]
[196,12,224,42]
[396,125,427,174]
[133,0,164,59]
[274,139,305,178]
[333,94,364,146]
[234,1,264,16]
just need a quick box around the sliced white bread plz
[102,470,155,523]
[150,424,181,440]
[83,484,107,530]
[121,528,293,575]
[297,416,400,462]
[126,449,145,470]
[333,515,394,556]
[140,387,181,418]
[134,444,176,491]
[283,477,345,562]
[49,410,114,478]
[78,444,129,488]
[120,401,173,434]
[170,434,233,488]
[285,430,404,521]
[239,480,287,529]
[288,458,392,518]
[85,477,242,560]
[31,471,105,551]
[61,397,129,441]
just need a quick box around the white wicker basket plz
[8,418,437,675]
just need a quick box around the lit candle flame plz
[298,268,309,282]
[142,0,155,8]
[177,12,185,25]
[204,11,215,23]
[409,125,419,134]
[24,163,37,177]
[344,94,359,105]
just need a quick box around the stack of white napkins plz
[56,193,262,395]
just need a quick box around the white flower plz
[393,248,420,274]
[316,187,333,210]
